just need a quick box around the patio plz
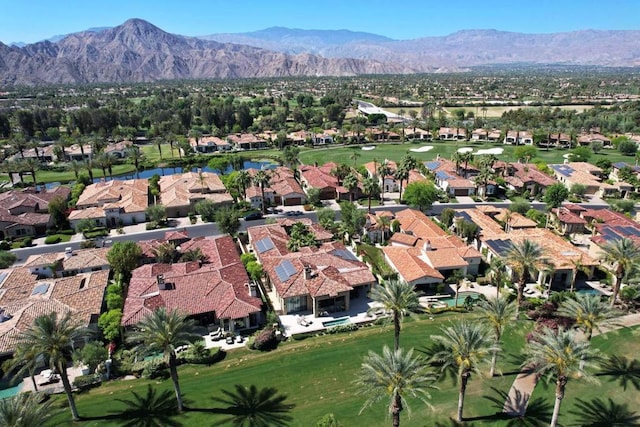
[279,294,383,336]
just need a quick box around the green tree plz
[598,237,640,306]
[0,251,17,269]
[569,146,592,162]
[127,308,201,412]
[16,312,87,421]
[195,199,217,222]
[282,146,300,168]
[47,196,69,230]
[362,175,380,212]
[215,207,241,236]
[368,280,422,351]
[403,181,437,212]
[543,183,569,208]
[235,169,252,200]
[98,309,123,342]
[504,239,552,312]
[146,204,167,225]
[619,140,638,156]
[317,207,336,230]
[355,346,436,427]
[74,340,108,373]
[307,187,321,206]
[246,261,264,282]
[477,297,517,377]
[523,328,598,427]
[253,170,272,213]
[343,172,359,202]
[0,393,57,427]
[430,321,498,422]
[513,145,537,162]
[107,241,142,281]
[377,161,393,205]
[208,156,230,175]
[2,343,41,393]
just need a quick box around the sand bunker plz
[457,147,474,153]
[474,147,504,155]
[409,145,434,153]
[362,146,376,151]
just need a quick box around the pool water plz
[436,292,482,308]
[0,382,22,399]
[323,317,352,327]
[576,287,603,295]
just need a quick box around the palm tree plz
[430,320,498,422]
[127,145,143,179]
[368,280,423,351]
[343,172,359,203]
[362,176,379,213]
[211,384,294,427]
[523,328,598,427]
[252,170,272,214]
[154,137,164,160]
[0,392,57,427]
[504,239,552,312]
[355,346,436,427]
[127,308,201,412]
[20,158,39,188]
[557,293,618,343]
[2,343,40,392]
[568,255,591,293]
[476,297,517,377]
[394,166,409,203]
[350,150,360,167]
[487,257,508,299]
[598,237,640,306]
[377,161,393,205]
[68,160,84,181]
[235,169,252,200]
[16,312,87,421]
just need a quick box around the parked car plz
[243,211,263,221]
[286,210,303,217]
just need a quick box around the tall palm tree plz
[487,257,508,299]
[430,320,498,422]
[557,293,618,343]
[0,392,57,427]
[504,239,552,312]
[368,280,423,351]
[68,160,84,181]
[343,172,359,203]
[362,176,379,213]
[252,170,272,214]
[2,343,40,392]
[568,255,591,293]
[127,308,200,412]
[16,312,87,421]
[350,150,360,167]
[20,158,39,189]
[377,161,393,205]
[394,166,409,203]
[476,297,517,377]
[235,169,252,200]
[126,145,143,179]
[211,384,294,427]
[355,346,436,427]
[523,328,598,427]
[598,237,640,306]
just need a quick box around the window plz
[285,295,308,313]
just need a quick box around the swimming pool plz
[576,287,603,296]
[434,292,483,308]
[0,382,22,399]
[323,317,352,327]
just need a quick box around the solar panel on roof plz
[424,161,441,171]
[333,249,358,261]
[0,272,8,285]
[282,259,296,276]
[275,260,297,282]
[435,171,451,180]
[255,237,274,253]
[455,212,473,222]
[32,283,50,296]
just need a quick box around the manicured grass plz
[44,234,72,244]
[357,243,396,278]
[49,314,540,426]
[298,141,631,168]
[30,164,136,184]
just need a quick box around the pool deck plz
[279,295,384,336]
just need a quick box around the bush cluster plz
[72,373,102,390]
[44,235,62,244]
[324,323,359,334]
[141,359,169,379]
[251,327,278,351]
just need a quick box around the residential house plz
[104,140,133,158]
[471,129,489,142]
[300,162,351,201]
[424,159,476,196]
[549,162,628,197]
[364,210,395,243]
[496,162,558,196]
[383,209,482,288]
[189,136,228,154]
[549,204,587,235]
[577,132,612,147]
[364,160,399,193]
[583,208,640,260]
[159,171,233,217]
[0,268,109,356]
[227,134,267,150]
[245,167,306,208]
[69,179,149,229]
[503,130,533,145]
[405,127,432,140]
[248,223,375,316]
[22,247,110,278]
[313,132,334,145]
[123,235,263,332]
[438,127,466,141]
[544,133,572,148]
[610,162,640,182]
[0,187,70,238]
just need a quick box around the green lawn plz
[31,164,136,184]
[298,141,631,168]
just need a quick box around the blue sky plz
[3,0,640,44]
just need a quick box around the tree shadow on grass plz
[461,387,552,426]
[596,355,640,391]
[568,397,640,426]
[186,384,294,427]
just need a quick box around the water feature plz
[428,291,482,308]
[322,317,352,327]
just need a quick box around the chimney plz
[157,274,166,290]
[304,266,314,280]
[247,282,257,297]
[422,240,431,252]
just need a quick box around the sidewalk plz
[503,312,640,417]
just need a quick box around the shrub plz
[142,359,169,379]
[252,327,278,351]
[325,324,359,334]
[23,237,33,247]
[72,373,102,390]
[0,241,10,251]
[44,235,62,244]
[58,229,75,235]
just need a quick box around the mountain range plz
[2,19,640,86]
